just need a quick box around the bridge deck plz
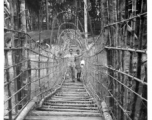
[25,78,104,120]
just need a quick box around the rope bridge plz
[4,2,147,120]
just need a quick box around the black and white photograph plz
[4,0,147,120]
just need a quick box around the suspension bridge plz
[4,0,147,120]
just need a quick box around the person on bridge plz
[75,49,83,82]
[80,59,85,82]
[65,49,76,82]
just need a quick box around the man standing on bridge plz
[75,49,82,82]
[64,49,76,82]
[69,49,76,82]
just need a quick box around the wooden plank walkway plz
[25,78,104,120]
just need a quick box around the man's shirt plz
[75,55,81,68]
[64,53,76,67]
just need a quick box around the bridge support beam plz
[16,97,38,120]
[101,101,113,120]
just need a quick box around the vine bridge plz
[4,0,147,120]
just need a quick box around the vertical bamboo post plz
[47,58,49,79]
[131,0,145,119]
[9,0,17,113]
[100,0,106,31]
[38,10,41,89]
[121,46,125,120]
[106,0,114,115]
[113,0,119,118]
[12,0,23,110]
[138,6,147,119]
[119,0,124,119]
[5,51,12,120]
[46,0,49,30]
[20,0,26,32]
[54,62,57,85]
[110,0,116,117]
[20,0,27,108]
[101,0,107,103]
[108,1,113,112]
[132,0,136,50]
[75,0,77,27]
[27,60,31,100]
[52,60,54,85]
[116,0,121,119]
[123,1,128,119]
[128,0,137,118]
[24,0,31,102]
[117,0,124,119]
[96,52,101,98]
[30,9,33,31]
[127,0,134,115]
[84,0,88,48]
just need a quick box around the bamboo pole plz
[116,0,121,119]
[138,4,147,119]
[38,10,41,89]
[120,14,125,118]
[127,0,137,118]
[9,0,17,114]
[11,0,23,111]
[20,0,27,108]
[108,4,114,116]
[137,1,146,119]
[124,1,128,119]
[117,0,124,119]
[84,0,88,49]
[132,0,146,119]
[105,46,146,53]
[106,0,114,117]
[16,97,38,120]
[127,10,134,120]
[24,0,31,103]
[100,0,105,31]
[27,60,31,100]
[46,0,49,30]
[114,0,119,118]
[20,0,26,32]
[50,16,56,45]
[111,0,116,118]
[101,0,108,107]
[101,101,113,120]
[5,51,12,120]
[47,58,49,79]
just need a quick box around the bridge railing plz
[83,2,147,120]
[4,28,67,120]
